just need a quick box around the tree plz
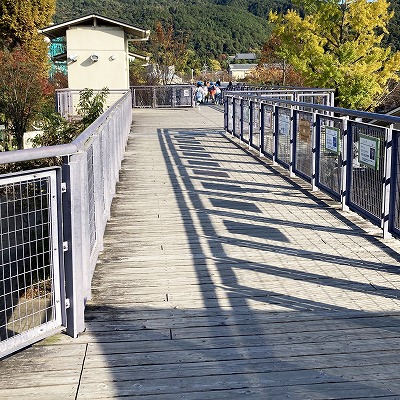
[246,64,305,86]
[0,0,55,62]
[31,88,110,150]
[209,59,222,73]
[259,33,301,86]
[150,22,188,84]
[270,0,400,109]
[0,0,56,150]
[245,33,304,86]
[0,48,52,150]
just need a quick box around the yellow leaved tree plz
[270,0,400,110]
[0,0,55,60]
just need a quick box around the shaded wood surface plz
[1,106,400,399]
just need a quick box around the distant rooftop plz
[39,13,150,41]
[235,53,257,60]
[229,64,258,71]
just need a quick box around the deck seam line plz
[75,343,88,400]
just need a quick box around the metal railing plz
[222,86,335,107]
[56,89,128,118]
[225,93,400,239]
[0,91,132,358]
[0,169,64,357]
[131,85,194,108]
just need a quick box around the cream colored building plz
[229,64,258,80]
[40,14,150,109]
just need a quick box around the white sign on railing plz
[325,126,340,154]
[278,114,290,136]
[265,111,273,129]
[359,134,380,170]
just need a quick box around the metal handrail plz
[225,92,400,239]
[0,91,131,164]
[228,93,400,125]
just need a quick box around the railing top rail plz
[230,84,334,89]
[130,85,194,88]
[226,93,400,125]
[226,89,334,95]
[71,91,130,150]
[56,88,129,93]
[0,143,79,165]
[0,90,131,165]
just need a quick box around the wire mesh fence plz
[242,99,250,143]
[262,104,274,159]
[348,122,385,223]
[226,96,234,133]
[276,107,292,168]
[0,91,132,357]
[250,100,260,150]
[295,111,313,180]
[87,146,97,255]
[0,170,62,355]
[318,116,343,198]
[234,98,241,138]
[131,85,194,108]
[394,131,400,235]
[224,92,400,238]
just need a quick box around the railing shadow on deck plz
[85,125,400,398]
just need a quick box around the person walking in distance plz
[194,82,203,109]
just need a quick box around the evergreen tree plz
[54,0,275,60]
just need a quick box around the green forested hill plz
[55,0,291,60]
[54,0,400,63]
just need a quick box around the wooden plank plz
[83,319,400,342]
[80,352,400,382]
[3,107,400,399]
[76,374,400,399]
[80,337,400,367]
[76,385,400,400]
[0,385,77,399]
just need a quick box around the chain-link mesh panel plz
[349,122,385,221]
[132,88,153,108]
[87,146,96,255]
[262,104,274,158]
[155,87,173,107]
[174,87,193,107]
[242,100,250,143]
[393,131,400,234]
[295,111,313,179]
[227,97,234,133]
[234,98,241,138]
[0,172,61,351]
[250,101,260,149]
[319,117,342,197]
[276,107,291,167]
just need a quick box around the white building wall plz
[66,27,129,90]
[230,70,246,80]
[229,65,257,80]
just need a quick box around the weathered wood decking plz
[2,105,400,399]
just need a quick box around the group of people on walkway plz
[194,81,222,108]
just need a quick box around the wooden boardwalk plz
[2,105,400,399]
